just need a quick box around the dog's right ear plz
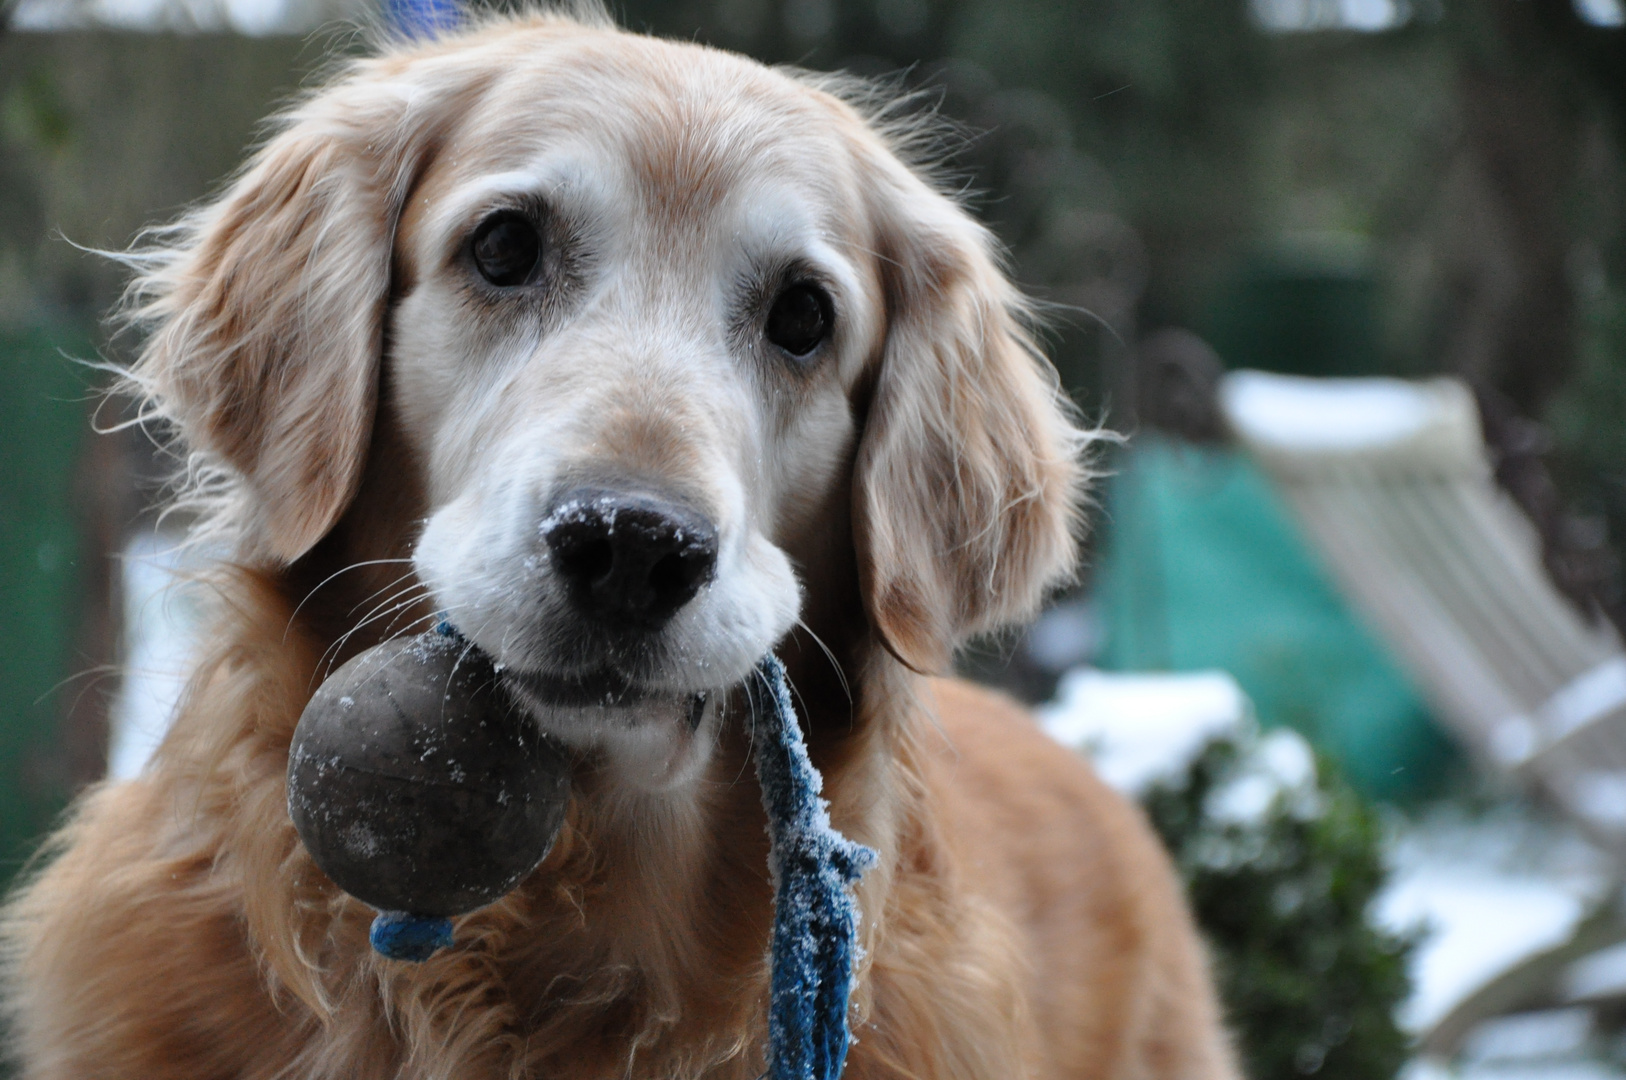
[126,64,465,563]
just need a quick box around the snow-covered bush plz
[1141,728,1415,1080]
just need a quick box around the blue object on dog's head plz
[752,654,878,1080]
[386,0,460,39]
[370,910,454,962]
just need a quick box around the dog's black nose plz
[542,489,718,627]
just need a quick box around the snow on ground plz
[1038,667,1250,794]
[1373,803,1617,1036]
[1407,1057,1626,1080]
[1038,666,1319,826]
[1566,939,1626,1002]
[107,529,209,780]
[1402,1000,1626,1079]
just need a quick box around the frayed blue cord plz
[370,910,454,962]
[752,654,877,1080]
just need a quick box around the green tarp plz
[1095,435,1458,800]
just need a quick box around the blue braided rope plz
[752,655,877,1080]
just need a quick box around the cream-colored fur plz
[1,12,1240,1079]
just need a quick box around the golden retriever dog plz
[1,9,1238,1078]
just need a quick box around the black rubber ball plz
[287,631,570,917]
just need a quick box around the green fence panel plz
[0,326,91,889]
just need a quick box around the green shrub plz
[1141,732,1415,1080]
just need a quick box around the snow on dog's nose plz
[541,488,718,631]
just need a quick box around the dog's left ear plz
[852,167,1092,673]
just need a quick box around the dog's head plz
[127,13,1090,782]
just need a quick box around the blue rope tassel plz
[370,910,454,962]
[752,655,878,1080]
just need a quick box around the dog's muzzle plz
[498,485,722,738]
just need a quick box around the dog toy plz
[287,636,874,1079]
[752,654,878,1080]
[286,627,570,960]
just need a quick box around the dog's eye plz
[471,213,542,288]
[765,283,832,358]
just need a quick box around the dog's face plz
[393,38,883,770]
[130,16,1086,784]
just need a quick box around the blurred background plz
[4,0,1626,1076]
